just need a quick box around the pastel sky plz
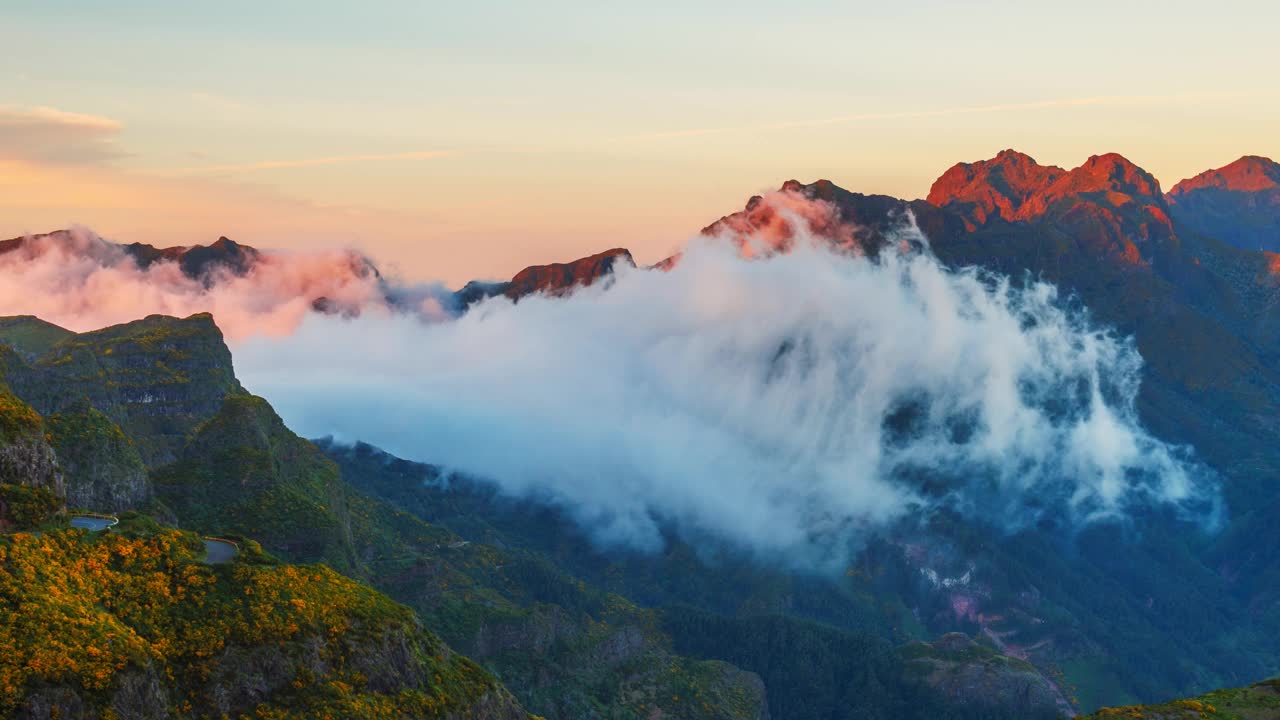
[2,0,1277,284]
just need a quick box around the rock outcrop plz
[898,634,1061,718]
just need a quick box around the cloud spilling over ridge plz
[233,193,1213,567]
[0,227,450,338]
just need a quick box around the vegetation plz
[48,403,150,512]
[0,483,60,530]
[663,606,1057,720]
[0,316,73,359]
[1,313,243,466]
[0,385,42,443]
[0,523,527,718]
[152,394,357,573]
[1081,678,1280,720]
[3,304,1277,718]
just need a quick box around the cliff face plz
[1,313,242,467]
[0,313,245,517]
[46,404,149,513]
[0,385,63,501]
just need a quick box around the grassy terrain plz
[0,316,73,359]
[1081,679,1280,719]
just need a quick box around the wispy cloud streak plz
[177,150,453,174]
[0,106,124,165]
[620,92,1257,142]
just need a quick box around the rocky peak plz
[1165,155,1280,251]
[1040,152,1164,204]
[504,248,635,301]
[926,150,1066,229]
[1170,155,1280,195]
[124,235,261,281]
[927,151,1175,263]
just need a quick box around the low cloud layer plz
[228,195,1212,566]
[0,227,438,338]
[0,193,1213,566]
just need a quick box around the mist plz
[228,195,1212,567]
[0,226,441,339]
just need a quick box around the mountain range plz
[1,149,1279,719]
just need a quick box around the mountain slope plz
[1079,678,1280,719]
[6,149,1280,715]
[324,440,1064,720]
[1,313,243,467]
[385,151,1280,711]
[1168,156,1280,252]
[0,314,774,720]
[0,518,530,719]
[152,394,359,573]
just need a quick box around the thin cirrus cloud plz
[618,91,1258,142]
[0,105,124,165]
[175,150,455,174]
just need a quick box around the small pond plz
[202,538,238,564]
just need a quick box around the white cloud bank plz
[229,195,1211,567]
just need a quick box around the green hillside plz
[0,518,530,719]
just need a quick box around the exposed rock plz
[928,150,1174,265]
[0,386,63,499]
[504,248,635,300]
[898,633,1060,718]
[927,149,1067,228]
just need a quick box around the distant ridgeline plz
[1,151,1279,718]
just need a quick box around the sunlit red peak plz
[926,149,1066,225]
[1170,155,1280,195]
[1052,153,1164,199]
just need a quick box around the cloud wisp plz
[0,227,448,338]
[176,150,453,175]
[0,106,124,165]
[230,193,1212,568]
[618,91,1258,143]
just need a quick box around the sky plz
[2,0,1278,285]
